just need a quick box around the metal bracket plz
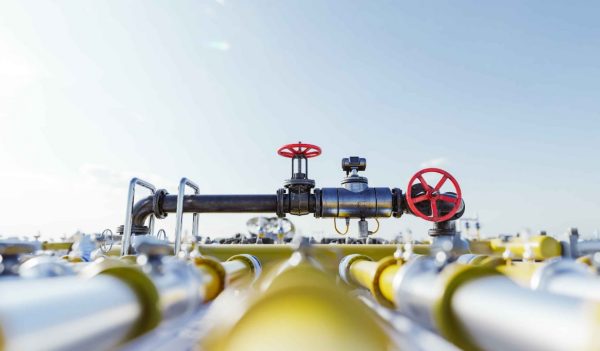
[121,178,156,256]
[174,178,200,255]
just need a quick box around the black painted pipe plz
[132,194,279,228]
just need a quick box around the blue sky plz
[0,1,599,241]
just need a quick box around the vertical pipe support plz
[174,178,200,255]
[122,178,156,256]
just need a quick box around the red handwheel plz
[277,142,321,158]
[406,168,462,222]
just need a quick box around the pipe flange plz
[339,254,372,285]
[153,189,169,219]
[227,254,262,282]
[313,188,322,218]
[392,188,403,218]
[276,188,286,218]
[531,258,590,291]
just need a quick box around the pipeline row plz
[339,251,600,351]
[0,242,261,351]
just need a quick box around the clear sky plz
[1,1,599,241]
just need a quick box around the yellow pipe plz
[345,255,401,307]
[198,244,428,271]
[462,254,546,287]
[41,242,72,251]
[488,235,561,260]
[193,255,260,301]
[379,264,400,303]
[496,262,542,287]
[203,259,394,351]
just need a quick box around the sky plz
[0,1,599,242]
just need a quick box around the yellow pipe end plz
[193,256,226,302]
[348,256,399,307]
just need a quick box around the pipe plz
[0,275,142,351]
[339,255,400,307]
[0,255,262,351]
[459,254,600,302]
[487,235,562,260]
[390,259,600,351]
[202,258,395,351]
[452,276,599,351]
[132,194,279,228]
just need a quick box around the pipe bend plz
[131,195,154,228]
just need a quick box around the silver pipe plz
[574,240,600,256]
[0,275,141,351]
[151,260,204,321]
[174,178,200,255]
[356,293,461,351]
[532,259,600,301]
[452,276,598,351]
[122,178,156,256]
[392,256,440,330]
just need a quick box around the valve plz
[278,142,321,216]
[405,168,463,222]
[278,142,321,192]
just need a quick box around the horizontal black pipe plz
[132,194,278,227]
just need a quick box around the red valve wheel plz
[406,168,462,222]
[277,142,322,158]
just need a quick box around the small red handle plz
[406,168,462,222]
[277,142,322,158]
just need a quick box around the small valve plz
[341,157,366,175]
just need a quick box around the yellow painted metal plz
[347,256,399,307]
[81,258,161,341]
[497,262,541,287]
[462,254,543,287]
[488,235,561,260]
[433,263,501,351]
[41,241,72,251]
[379,264,400,304]
[193,256,226,302]
[198,244,428,271]
[577,255,593,267]
[468,240,495,255]
[204,259,393,351]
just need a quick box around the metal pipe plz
[531,259,600,302]
[574,240,600,256]
[0,275,141,351]
[151,260,204,322]
[452,276,599,351]
[339,254,400,307]
[132,194,278,228]
[122,178,156,256]
[174,178,200,255]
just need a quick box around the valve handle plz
[406,168,462,222]
[277,142,321,158]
